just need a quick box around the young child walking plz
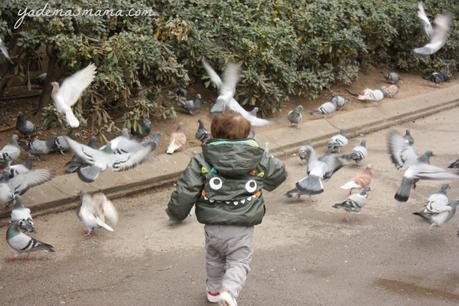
[166,110,287,306]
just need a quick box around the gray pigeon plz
[27,136,57,155]
[387,130,417,170]
[64,136,98,173]
[11,197,34,232]
[311,100,337,116]
[331,95,350,108]
[413,185,458,226]
[180,94,202,115]
[342,140,368,163]
[424,70,449,84]
[195,120,210,143]
[6,222,55,259]
[333,187,371,213]
[288,105,304,126]
[449,159,459,169]
[414,4,452,56]
[16,112,39,136]
[327,133,348,153]
[3,155,35,179]
[394,151,459,202]
[0,135,21,165]
[384,72,400,84]
[287,145,343,196]
[0,169,55,207]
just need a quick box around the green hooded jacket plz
[166,138,287,226]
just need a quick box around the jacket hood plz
[202,139,264,177]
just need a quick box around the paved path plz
[1,108,458,306]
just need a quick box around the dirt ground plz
[0,107,458,305]
[0,69,457,177]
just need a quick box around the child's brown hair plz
[211,110,251,139]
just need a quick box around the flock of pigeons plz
[0,2,456,259]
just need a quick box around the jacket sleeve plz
[260,152,287,191]
[166,156,205,221]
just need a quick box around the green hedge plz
[0,0,457,130]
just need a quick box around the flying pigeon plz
[413,185,457,226]
[288,105,304,126]
[387,130,417,170]
[333,187,371,213]
[6,221,55,260]
[166,123,187,154]
[0,37,12,63]
[0,169,55,208]
[384,72,400,84]
[328,133,348,153]
[202,59,270,126]
[342,139,368,163]
[311,100,337,116]
[64,136,98,173]
[180,94,202,115]
[65,136,153,182]
[340,165,373,194]
[288,145,343,196]
[78,192,118,236]
[449,159,459,169]
[414,4,452,56]
[27,136,58,155]
[358,88,385,102]
[331,95,350,108]
[195,119,210,143]
[3,155,35,179]
[10,197,34,232]
[51,63,97,128]
[0,135,21,165]
[16,112,40,136]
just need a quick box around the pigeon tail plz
[296,175,324,195]
[395,177,413,202]
[413,211,431,222]
[103,200,118,226]
[65,110,79,128]
[95,218,114,232]
[35,240,56,252]
[285,188,302,198]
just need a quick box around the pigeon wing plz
[417,3,433,37]
[202,59,223,89]
[8,169,54,196]
[55,63,97,107]
[108,145,152,172]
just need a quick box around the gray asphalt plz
[1,108,458,306]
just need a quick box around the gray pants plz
[204,225,254,299]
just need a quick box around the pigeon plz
[333,187,371,213]
[340,165,373,194]
[384,72,400,84]
[0,37,12,63]
[51,63,97,128]
[328,133,348,153]
[342,140,368,163]
[414,4,452,56]
[413,185,457,226]
[331,95,350,108]
[78,192,118,236]
[288,145,344,196]
[358,88,385,102]
[311,100,337,116]
[298,145,310,163]
[449,159,459,169]
[0,169,55,207]
[101,128,131,152]
[195,120,210,143]
[387,130,417,170]
[0,135,21,165]
[10,197,34,232]
[180,94,202,115]
[64,136,98,173]
[3,155,35,179]
[394,151,459,202]
[288,105,304,126]
[16,112,39,136]
[54,136,70,153]
[424,70,449,84]
[6,221,55,259]
[166,123,187,154]
[65,136,153,183]
[27,136,57,155]
[202,59,270,126]
[381,85,399,98]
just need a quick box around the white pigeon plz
[358,88,385,102]
[202,59,270,126]
[78,192,118,236]
[414,4,452,56]
[51,63,97,128]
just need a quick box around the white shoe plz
[218,291,237,306]
[207,290,220,303]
